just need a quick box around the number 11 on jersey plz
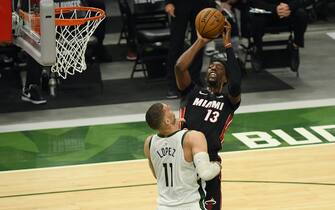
[163,163,173,187]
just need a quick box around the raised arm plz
[143,136,156,179]
[175,33,210,91]
[223,20,241,105]
[185,131,221,181]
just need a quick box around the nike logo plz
[199,91,208,95]
[25,92,31,98]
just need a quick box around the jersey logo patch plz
[199,91,208,95]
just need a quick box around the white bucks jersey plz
[150,130,206,209]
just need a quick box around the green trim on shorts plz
[198,179,206,210]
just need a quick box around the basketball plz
[195,8,225,39]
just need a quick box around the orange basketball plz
[195,8,225,39]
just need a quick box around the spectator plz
[21,53,47,104]
[205,0,241,58]
[219,0,240,52]
[250,0,308,72]
[165,0,216,99]
[86,0,110,61]
[16,0,46,104]
[118,0,138,61]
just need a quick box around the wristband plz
[224,43,232,48]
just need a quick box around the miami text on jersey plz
[192,97,224,111]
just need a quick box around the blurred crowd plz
[1,0,335,104]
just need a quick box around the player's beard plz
[207,79,219,88]
[207,71,219,88]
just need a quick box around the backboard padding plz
[0,0,12,43]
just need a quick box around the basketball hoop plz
[52,6,105,79]
[19,6,105,79]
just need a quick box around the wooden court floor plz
[0,143,334,210]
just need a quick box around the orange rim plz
[19,6,105,28]
[55,6,105,26]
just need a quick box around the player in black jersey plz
[174,19,241,210]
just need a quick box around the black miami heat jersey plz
[180,83,239,160]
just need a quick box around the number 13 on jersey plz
[204,109,220,123]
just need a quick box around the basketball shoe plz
[21,84,47,104]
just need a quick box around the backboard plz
[11,0,105,80]
[11,0,83,66]
[12,0,57,66]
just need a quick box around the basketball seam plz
[197,12,202,34]
[201,10,216,35]
[199,11,208,34]
[203,16,225,37]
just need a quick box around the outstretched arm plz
[175,33,211,91]
[185,131,221,181]
[144,136,156,179]
[223,20,241,105]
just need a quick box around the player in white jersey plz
[144,103,222,210]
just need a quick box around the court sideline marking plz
[0,143,333,174]
[327,31,335,40]
[1,179,334,199]
[0,98,335,133]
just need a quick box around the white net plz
[51,7,105,79]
